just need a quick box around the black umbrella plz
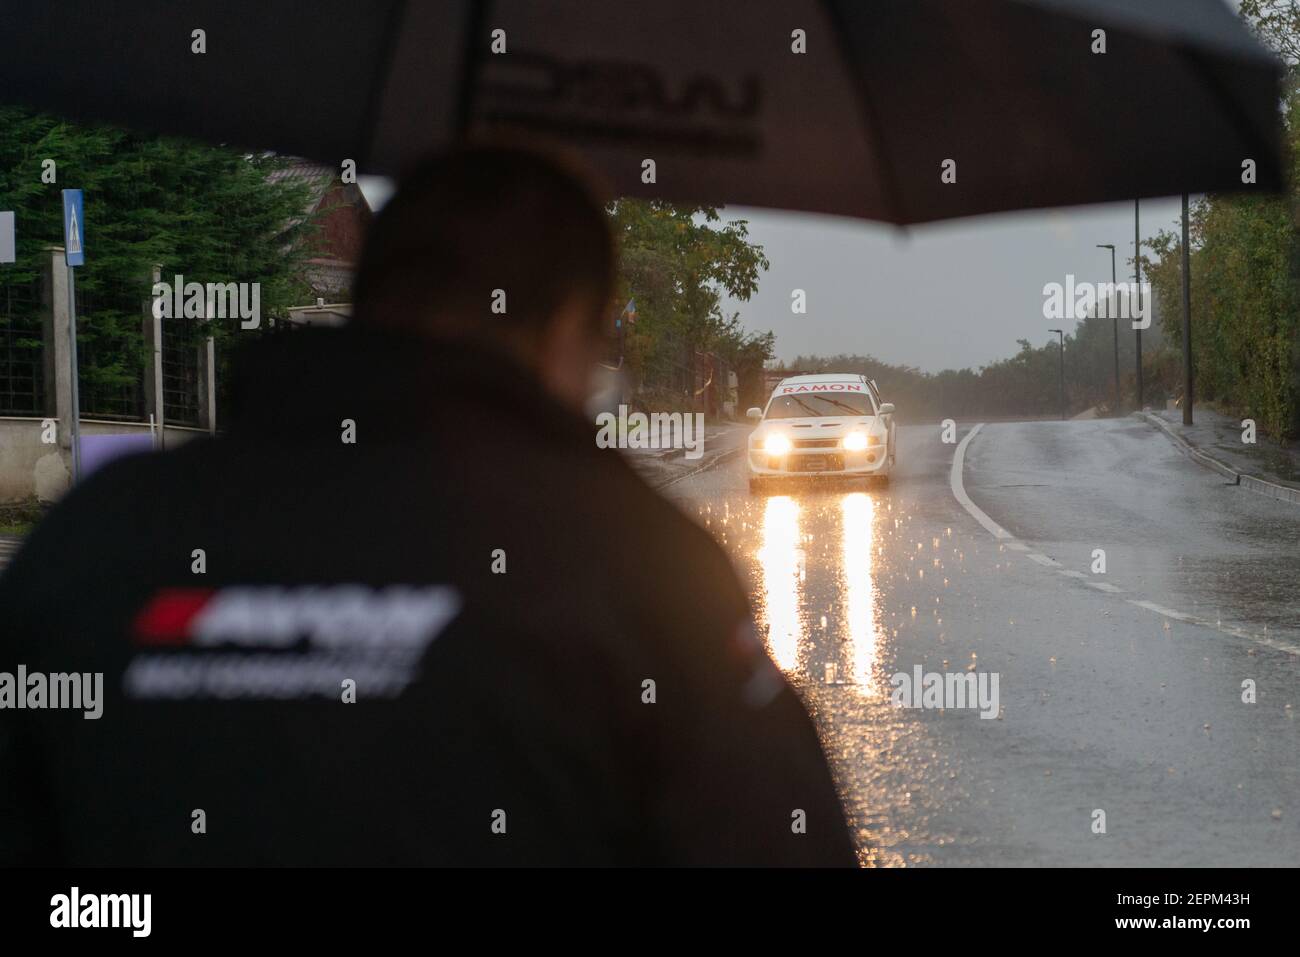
[0,0,1282,222]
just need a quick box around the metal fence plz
[0,273,211,425]
[633,327,734,416]
[0,279,44,416]
[75,281,146,421]
[162,315,201,427]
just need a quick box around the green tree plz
[609,200,771,406]
[0,107,318,414]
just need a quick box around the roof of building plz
[266,158,370,227]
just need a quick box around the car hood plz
[753,415,879,437]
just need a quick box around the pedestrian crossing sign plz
[62,189,84,267]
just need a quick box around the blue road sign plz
[62,189,84,267]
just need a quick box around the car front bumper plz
[748,446,889,477]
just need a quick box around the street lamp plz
[1180,193,1194,426]
[1048,328,1065,421]
[1134,199,1143,409]
[1096,243,1119,413]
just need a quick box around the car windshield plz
[765,392,875,418]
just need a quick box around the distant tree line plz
[781,304,1167,424]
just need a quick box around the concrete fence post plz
[36,245,73,497]
[197,324,216,434]
[142,264,163,436]
[39,246,72,449]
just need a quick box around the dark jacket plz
[0,328,855,866]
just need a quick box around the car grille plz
[793,438,839,448]
[787,453,844,472]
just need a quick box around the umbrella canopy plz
[0,0,1282,223]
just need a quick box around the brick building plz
[267,160,372,299]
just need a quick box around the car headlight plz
[763,433,792,455]
[843,432,869,451]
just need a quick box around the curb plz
[1240,472,1300,506]
[1135,412,1238,482]
[619,422,749,461]
[1134,412,1300,507]
[653,446,744,490]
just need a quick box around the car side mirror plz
[746,407,763,420]
[879,403,895,415]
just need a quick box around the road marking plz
[949,423,1300,656]
[1127,599,1191,620]
[950,424,1012,540]
[1127,601,1300,654]
[1087,581,1124,594]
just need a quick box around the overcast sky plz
[715,197,1186,372]
[361,177,1186,374]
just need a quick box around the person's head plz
[352,144,616,411]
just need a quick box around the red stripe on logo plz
[132,588,214,645]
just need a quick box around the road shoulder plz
[622,420,751,489]
[1136,408,1300,507]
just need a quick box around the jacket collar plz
[225,326,595,448]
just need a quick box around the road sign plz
[62,189,84,266]
[61,189,85,481]
[0,211,13,263]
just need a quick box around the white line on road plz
[1127,599,1192,620]
[949,423,1300,656]
[950,424,1012,540]
[1127,601,1300,655]
[1086,581,1124,594]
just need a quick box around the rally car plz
[746,374,895,492]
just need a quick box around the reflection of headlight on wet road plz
[843,431,868,451]
[841,492,882,696]
[763,433,792,455]
[757,495,803,671]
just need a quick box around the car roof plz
[777,374,867,386]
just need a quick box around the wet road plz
[663,418,1300,866]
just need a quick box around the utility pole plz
[1097,243,1118,413]
[1181,193,1193,425]
[1134,199,1143,410]
[62,190,86,483]
[1049,328,1065,420]
[68,267,83,480]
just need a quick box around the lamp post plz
[1180,193,1194,425]
[1134,199,1143,410]
[1097,243,1119,413]
[1048,328,1065,421]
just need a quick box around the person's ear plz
[536,296,602,412]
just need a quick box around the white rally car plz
[747,374,895,492]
